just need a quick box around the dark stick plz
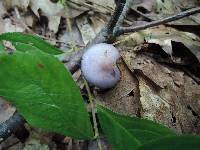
[114,7,200,36]
[106,0,126,34]
[115,0,134,27]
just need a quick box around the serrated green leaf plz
[0,50,93,139]
[97,104,175,147]
[97,105,141,150]
[0,32,62,55]
[136,135,200,150]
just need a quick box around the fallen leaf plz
[76,15,96,44]
[96,61,141,116]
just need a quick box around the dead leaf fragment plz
[4,0,30,10]
[96,61,141,116]
[76,16,96,44]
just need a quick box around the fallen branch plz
[114,7,200,36]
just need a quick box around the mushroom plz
[81,43,121,89]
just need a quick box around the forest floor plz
[0,0,200,149]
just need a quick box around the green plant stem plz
[83,79,103,150]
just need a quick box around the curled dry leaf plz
[30,0,63,18]
[30,0,63,33]
[120,35,200,133]
[142,25,200,62]
[4,0,63,33]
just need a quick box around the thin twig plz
[114,7,200,36]
[83,79,103,150]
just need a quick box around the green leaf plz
[136,135,200,150]
[13,42,40,52]
[0,32,62,55]
[97,105,141,150]
[109,111,175,142]
[0,50,93,139]
[0,42,5,52]
[97,105,175,147]
[129,129,161,143]
[13,42,68,61]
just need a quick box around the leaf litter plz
[0,0,200,149]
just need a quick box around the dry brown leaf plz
[173,0,199,9]
[89,14,107,34]
[137,75,182,132]
[184,75,200,115]
[96,60,141,116]
[0,18,25,34]
[4,0,30,10]
[119,33,200,133]
[76,15,96,45]
[133,0,155,12]
[155,0,178,14]
[70,0,115,14]
[122,49,174,88]
[143,26,200,62]
[0,98,15,123]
